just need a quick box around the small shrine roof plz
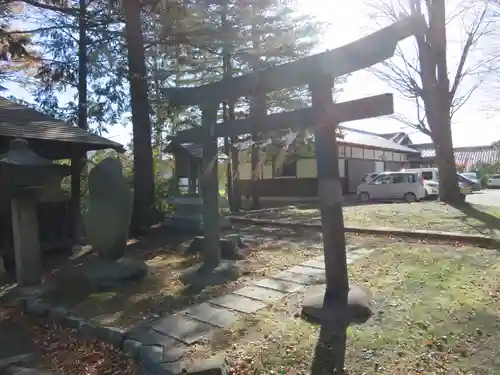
[163,141,228,160]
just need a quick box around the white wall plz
[238,150,409,179]
[297,158,317,178]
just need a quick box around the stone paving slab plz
[208,294,266,314]
[139,345,164,363]
[150,314,215,345]
[232,285,287,303]
[252,278,305,293]
[127,327,180,348]
[182,303,238,328]
[300,259,325,269]
[287,265,325,277]
[271,270,325,285]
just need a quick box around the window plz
[275,160,297,178]
[178,177,189,194]
[371,175,391,185]
[363,149,374,159]
[391,174,406,184]
[338,145,345,158]
[405,174,417,183]
[422,171,434,180]
[344,146,351,157]
[394,173,416,183]
[362,173,379,183]
[351,147,363,158]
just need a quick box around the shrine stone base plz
[301,283,374,326]
[165,196,232,232]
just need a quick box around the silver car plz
[487,174,500,188]
[357,171,426,203]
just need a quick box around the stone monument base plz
[186,234,249,260]
[181,260,241,289]
[82,257,148,290]
[165,196,232,232]
[301,284,374,326]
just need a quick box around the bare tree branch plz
[366,0,491,134]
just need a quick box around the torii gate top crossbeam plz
[161,14,426,106]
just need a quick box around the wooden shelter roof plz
[0,97,124,159]
[163,140,228,160]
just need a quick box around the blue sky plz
[4,0,499,147]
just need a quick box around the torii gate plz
[163,14,426,373]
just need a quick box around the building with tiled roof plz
[379,132,414,146]
[408,143,499,168]
[235,126,421,195]
[378,131,499,167]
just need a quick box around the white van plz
[401,168,439,198]
[401,168,439,181]
[357,171,426,203]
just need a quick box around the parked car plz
[401,168,439,198]
[457,173,481,191]
[487,174,500,188]
[459,182,472,196]
[357,171,426,203]
[461,172,479,181]
[401,168,439,182]
[423,180,439,198]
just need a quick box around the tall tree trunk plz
[250,18,263,210]
[221,5,236,211]
[123,0,156,233]
[153,56,163,181]
[430,0,461,203]
[414,0,461,204]
[71,0,87,241]
[231,135,241,210]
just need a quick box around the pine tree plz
[0,3,39,89]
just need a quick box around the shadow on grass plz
[451,203,500,239]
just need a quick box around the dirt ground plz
[2,222,496,375]
[0,304,140,375]
[33,224,339,329]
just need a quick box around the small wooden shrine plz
[163,139,231,231]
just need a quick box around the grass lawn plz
[189,242,500,375]
[232,201,500,238]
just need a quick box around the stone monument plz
[83,157,147,289]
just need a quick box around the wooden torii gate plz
[164,14,425,372]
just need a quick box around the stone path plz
[124,246,372,374]
[0,317,48,375]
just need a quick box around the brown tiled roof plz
[410,144,500,165]
[0,97,124,151]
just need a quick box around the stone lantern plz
[0,138,71,286]
[163,140,231,232]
